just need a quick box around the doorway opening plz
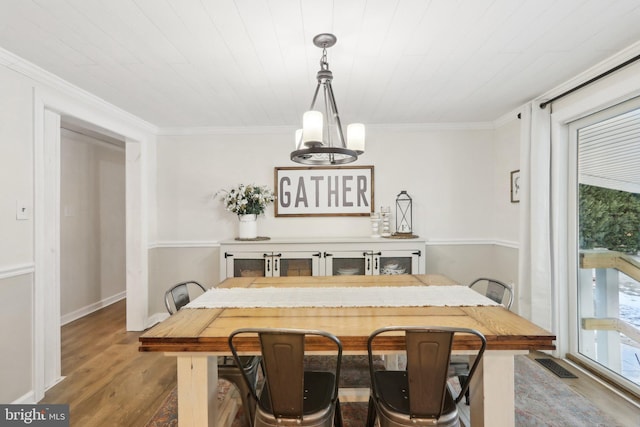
[59,120,126,328]
[34,90,149,402]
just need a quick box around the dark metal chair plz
[365,326,486,427]
[164,281,261,426]
[229,328,344,427]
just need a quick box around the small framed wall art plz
[510,169,520,203]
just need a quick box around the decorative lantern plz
[395,191,413,235]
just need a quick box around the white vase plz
[238,214,258,239]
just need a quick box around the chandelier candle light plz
[291,33,365,165]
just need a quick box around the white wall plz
[0,65,34,266]
[493,117,521,244]
[149,124,522,314]
[60,129,126,322]
[0,62,37,404]
[155,126,497,243]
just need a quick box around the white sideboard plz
[219,236,425,281]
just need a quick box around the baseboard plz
[146,312,170,329]
[60,291,126,326]
[12,390,36,404]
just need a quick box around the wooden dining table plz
[139,274,555,427]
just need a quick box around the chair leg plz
[365,395,377,427]
[334,398,343,427]
[220,367,258,427]
[458,375,470,405]
[227,380,254,427]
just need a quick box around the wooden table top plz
[139,274,555,353]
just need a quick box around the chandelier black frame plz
[291,33,364,165]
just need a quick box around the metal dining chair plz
[164,281,261,427]
[468,277,514,309]
[453,277,513,404]
[365,326,486,427]
[164,280,207,314]
[229,328,344,427]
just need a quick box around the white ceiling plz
[2,0,640,129]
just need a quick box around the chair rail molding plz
[149,240,220,249]
[425,238,518,249]
[0,263,35,280]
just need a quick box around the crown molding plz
[158,121,496,137]
[367,122,495,131]
[537,40,640,107]
[0,47,157,135]
[157,125,295,136]
[494,40,640,128]
[493,107,522,128]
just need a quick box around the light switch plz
[16,200,31,220]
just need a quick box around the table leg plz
[176,355,219,427]
[469,350,518,427]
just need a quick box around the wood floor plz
[40,299,640,426]
[524,352,640,426]
[39,300,176,427]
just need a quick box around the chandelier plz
[291,33,365,165]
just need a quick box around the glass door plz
[275,251,322,277]
[226,252,267,278]
[572,99,640,391]
[324,251,368,276]
[226,251,323,278]
[378,250,421,275]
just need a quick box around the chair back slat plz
[485,281,506,304]
[170,285,190,311]
[229,328,343,426]
[164,281,206,314]
[260,332,305,418]
[367,326,486,426]
[405,330,453,418]
[469,277,513,309]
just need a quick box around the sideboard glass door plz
[325,251,368,276]
[228,252,267,278]
[378,250,421,275]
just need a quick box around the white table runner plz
[185,285,499,309]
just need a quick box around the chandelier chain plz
[290,33,363,165]
[320,47,329,71]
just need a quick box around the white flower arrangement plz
[218,183,275,216]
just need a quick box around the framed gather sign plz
[274,166,374,217]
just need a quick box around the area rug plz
[145,355,621,427]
